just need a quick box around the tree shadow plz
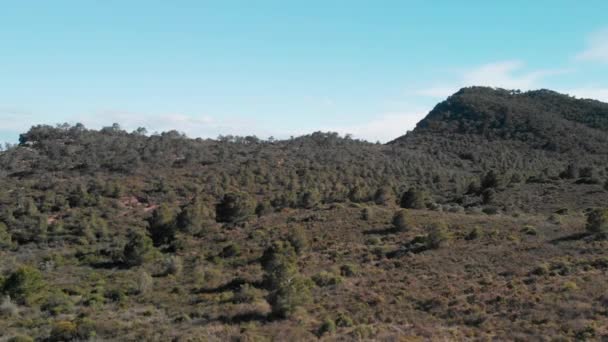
[386,236,430,258]
[363,227,397,235]
[195,278,264,294]
[549,232,590,244]
[215,312,269,324]
[89,260,130,270]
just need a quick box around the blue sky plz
[2,1,608,143]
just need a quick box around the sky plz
[2,1,608,143]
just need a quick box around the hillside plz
[393,86,608,154]
[0,88,607,340]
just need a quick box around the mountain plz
[392,86,608,154]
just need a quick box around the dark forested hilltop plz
[393,86,608,154]
[1,87,608,340]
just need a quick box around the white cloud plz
[576,28,608,63]
[70,110,297,140]
[0,108,35,133]
[564,87,608,103]
[416,60,567,99]
[326,110,427,143]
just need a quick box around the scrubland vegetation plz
[1,87,607,340]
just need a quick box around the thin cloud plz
[70,110,293,140]
[326,110,427,143]
[576,27,608,63]
[565,87,608,103]
[0,108,35,132]
[416,60,568,98]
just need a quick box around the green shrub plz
[299,189,321,209]
[147,204,178,245]
[42,290,74,315]
[335,312,354,327]
[287,227,309,255]
[520,225,538,236]
[261,241,312,318]
[267,276,313,318]
[0,222,12,248]
[163,255,183,276]
[123,231,154,267]
[0,295,18,317]
[232,284,263,303]
[49,320,78,342]
[1,266,46,305]
[465,226,482,240]
[255,200,273,217]
[340,264,359,277]
[373,186,395,206]
[318,318,336,336]
[399,188,427,209]
[104,288,127,303]
[177,197,214,234]
[8,335,34,342]
[426,222,451,249]
[216,192,255,223]
[312,271,343,287]
[219,243,241,258]
[135,270,153,294]
[481,188,496,204]
[360,207,373,221]
[586,208,608,234]
[392,210,410,232]
[481,170,501,189]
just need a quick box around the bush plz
[392,210,410,232]
[481,170,500,189]
[465,226,482,240]
[135,270,153,294]
[8,335,34,342]
[318,318,336,336]
[481,188,496,204]
[400,188,428,209]
[0,295,18,317]
[586,208,608,234]
[216,192,255,223]
[232,284,263,303]
[42,290,74,315]
[312,271,343,287]
[261,241,312,318]
[163,255,183,276]
[177,197,214,234]
[426,222,451,249]
[287,227,309,255]
[147,204,178,246]
[373,186,395,206]
[49,320,78,342]
[0,222,12,248]
[1,266,46,305]
[520,225,538,236]
[335,312,354,327]
[219,243,241,258]
[299,189,321,209]
[340,264,359,277]
[123,231,154,267]
[255,200,273,217]
[360,207,373,221]
[267,276,313,318]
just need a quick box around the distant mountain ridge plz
[391,86,608,154]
